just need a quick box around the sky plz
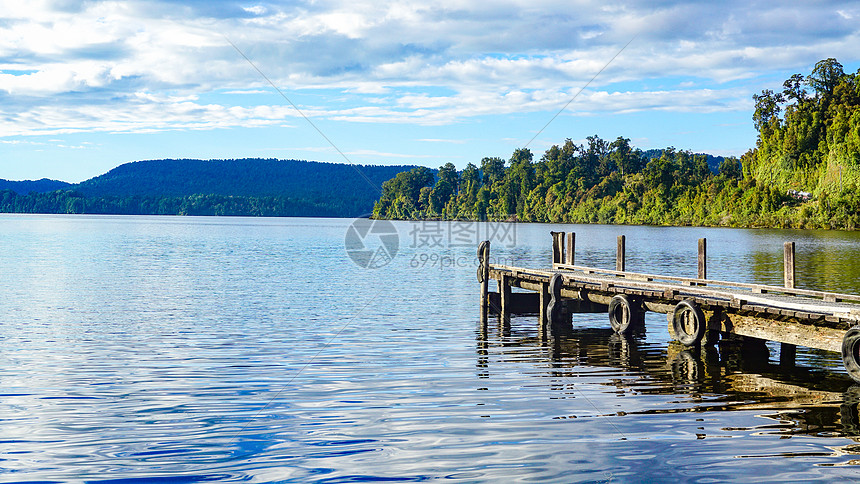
[1,1,859,183]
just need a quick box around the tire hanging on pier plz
[546,273,564,325]
[608,294,642,335]
[476,241,489,283]
[672,299,706,346]
[842,326,860,383]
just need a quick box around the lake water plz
[2,214,860,482]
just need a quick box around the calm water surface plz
[2,214,860,482]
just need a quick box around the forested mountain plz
[373,58,860,229]
[0,159,417,217]
[75,159,405,199]
[0,178,71,194]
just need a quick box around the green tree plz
[807,58,844,100]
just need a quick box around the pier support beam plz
[698,238,707,280]
[616,235,626,272]
[500,273,512,318]
[539,281,550,325]
[780,343,797,367]
[539,281,551,340]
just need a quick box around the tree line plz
[373,58,860,230]
[0,190,373,218]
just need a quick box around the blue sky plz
[1,1,859,183]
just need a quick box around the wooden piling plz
[698,238,707,280]
[782,240,797,366]
[500,273,512,318]
[479,241,490,317]
[780,342,796,367]
[616,235,626,272]
[566,232,575,265]
[551,231,564,265]
[784,242,795,289]
[539,281,550,327]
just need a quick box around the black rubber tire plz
[477,241,489,283]
[672,299,706,346]
[842,326,860,383]
[477,241,488,259]
[546,273,564,326]
[549,273,563,299]
[608,294,638,334]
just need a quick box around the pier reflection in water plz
[478,311,860,465]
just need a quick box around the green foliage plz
[749,58,860,196]
[373,57,860,230]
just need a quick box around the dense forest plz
[373,58,860,229]
[0,159,416,217]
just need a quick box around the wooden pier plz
[477,233,860,382]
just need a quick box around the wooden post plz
[784,241,795,289]
[566,232,575,265]
[780,342,796,367]
[479,241,490,317]
[697,238,707,280]
[551,231,564,265]
[616,235,626,272]
[539,281,550,327]
[500,273,512,318]
[781,241,796,366]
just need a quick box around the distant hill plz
[0,178,72,194]
[0,159,419,217]
[75,158,409,199]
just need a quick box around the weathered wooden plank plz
[709,310,842,353]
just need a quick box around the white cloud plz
[0,0,857,137]
[243,5,267,16]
